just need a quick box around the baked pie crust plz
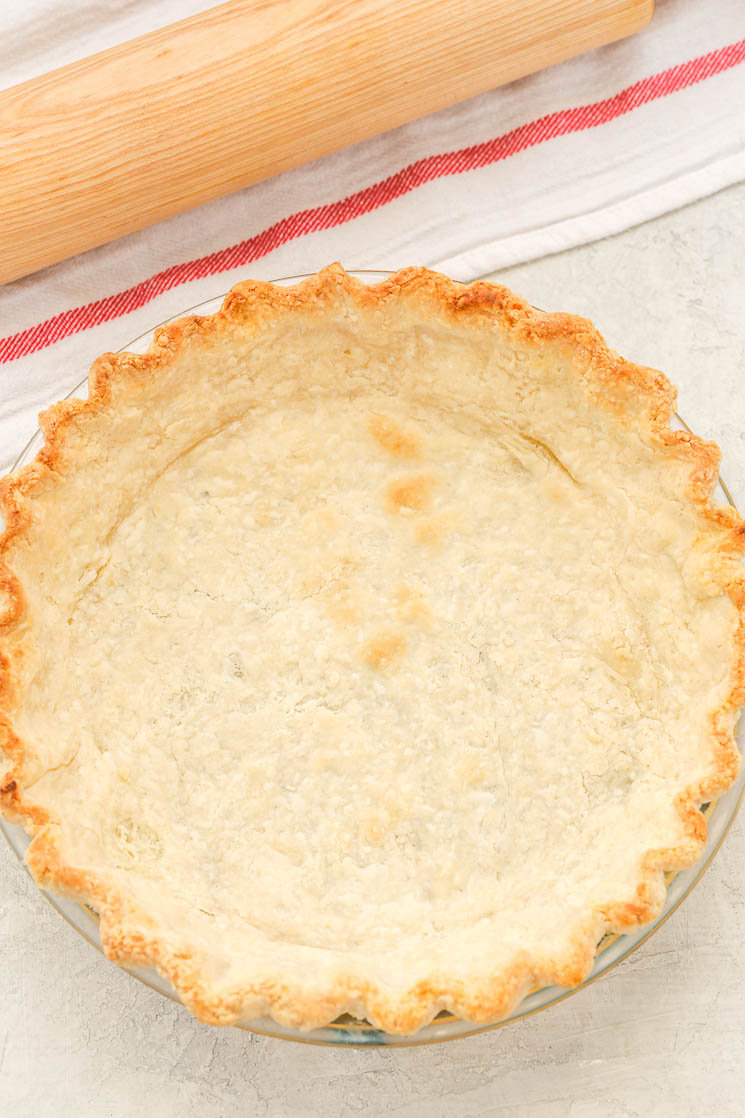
[1,266,743,1034]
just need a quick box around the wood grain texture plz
[0,0,653,284]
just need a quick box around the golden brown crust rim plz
[1,264,743,1035]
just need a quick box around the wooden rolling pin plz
[0,0,653,285]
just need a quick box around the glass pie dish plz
[1,271,743,1047]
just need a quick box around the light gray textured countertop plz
[2,182,744,1117]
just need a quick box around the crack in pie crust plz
[1,265,744,1034]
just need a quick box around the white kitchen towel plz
[1,0,744,473]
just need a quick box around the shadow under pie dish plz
[1,266,744,1037]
